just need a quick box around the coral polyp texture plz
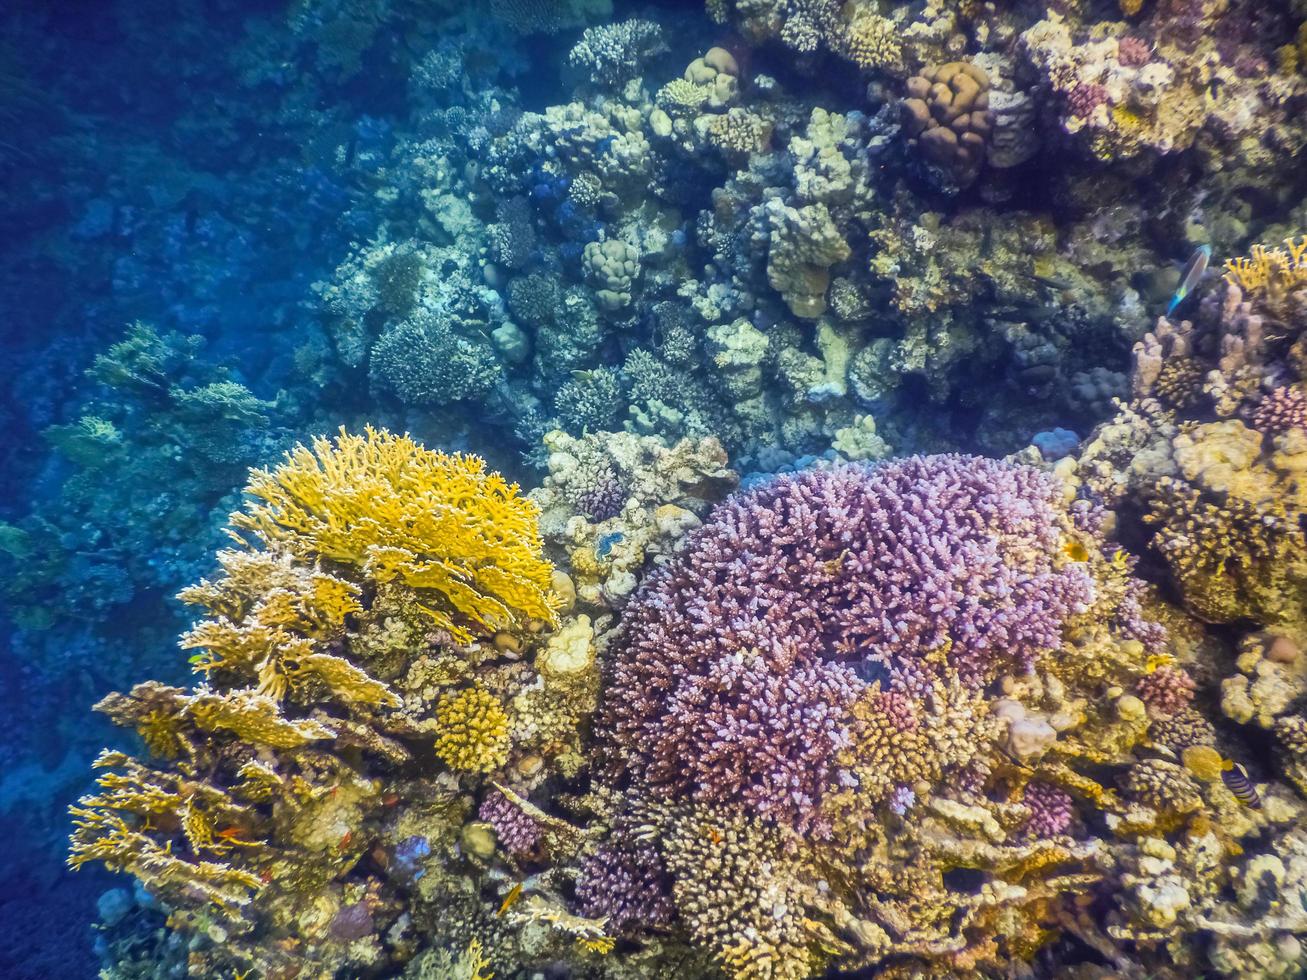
[600,456,1094,830]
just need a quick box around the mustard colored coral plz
[232,426,558,644]
[1224,236,1307,315]
[435,685,513,773]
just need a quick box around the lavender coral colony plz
[0,0,1303,974]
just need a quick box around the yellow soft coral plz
[232,427,558,644]
[435,685,513,773]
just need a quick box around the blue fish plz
[1166,244,1212,316]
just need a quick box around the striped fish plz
[1221,761,1261,808]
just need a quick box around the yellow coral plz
[703,108,773,156]
[188,688,336,748]
[69,751,267,921]
[1224,236,1307,294]
[231,427,558,644]
[435,685,513,773]
[657,77,711,114]
[179,549,362,688]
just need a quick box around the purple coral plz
[1067,82,1109,118]
[1137,665,1196,718]
[329,901,374,941]
[576,843,675,934]
[565,453,627,522]
[1117,36,1152,67]
[479,790,542,857]
[599,456,1094,831]
[1022,782,1074,838]
[650,652,859,834]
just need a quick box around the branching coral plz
[67,428,593,978]
[232,426,558,644]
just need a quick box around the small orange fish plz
[705,825,723,845]
[216,827,257,846]
[498,883,523,917]
[338,830,354,851]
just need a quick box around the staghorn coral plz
[574,841,674,934]
[478,789,542,857]
[583,452,1188,975]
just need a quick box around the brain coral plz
[599,456,1094,831]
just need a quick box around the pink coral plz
[1252,386,1307,435]
[1117,36,1152,67]
[599,457,1095,832]
[1136,665,1197,718]
[478,790,541,857]
[575,843,674,934]
[1067,82,1109,118]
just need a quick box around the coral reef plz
[901,62,993,187]
[7,0,1307,973]
[68,429,598,977]
[577,452,1288,978]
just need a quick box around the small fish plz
[1166,244,1212,316]
[1221,760,1261,808]
[822,549,850,575]
[497,883,523,917]
[1022,270,1075,292]
[1062,539,1089,563]
[1110,548,1131,570]
[1144,653,1176,673]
